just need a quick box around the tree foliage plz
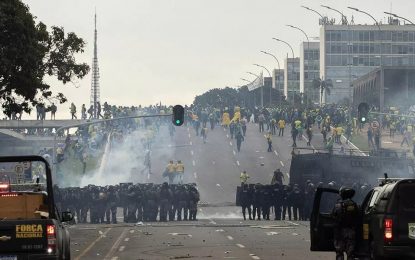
[0,0,90,116]
[312,78,333,105]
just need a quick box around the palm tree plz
[312,78,333,105]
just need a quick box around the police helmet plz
[339,186,355,200]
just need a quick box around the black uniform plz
[332,188,359,260]
[240,184,252,220]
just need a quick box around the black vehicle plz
[310,177,415,259]
[0,156,73,260]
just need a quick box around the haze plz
[21,0,415,118]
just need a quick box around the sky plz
[21,0,415,117]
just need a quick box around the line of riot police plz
[54,182,200,224]
[236,180,372,221]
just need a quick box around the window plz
[368,190,380,208]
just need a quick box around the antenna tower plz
[90,10,100,118]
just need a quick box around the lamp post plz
[261,51,282,104]
[241,78,251,83]
[301,5,325,20]
[348,6,383,149]
[384,12,415,25]
[286,25,310,106]
[273,38,296,103]
[321,5,348,25]
[254,64,272,107]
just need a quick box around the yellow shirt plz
[240,172,249,183]
[176,163,184,173]
[167,163,176,173]
[336,127,343,136]
[278,120,285,128]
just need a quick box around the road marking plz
[226,134,229,138]
[111,257,118,260]
[190,150,194,155]
[192,160,196,166]
[286,173,290,178]
[274,150,278,156]
[118,246,125,252]
[124,237,129,242]
[280,161,284,167]
[193,172,198,179]
[187,127,190,131]
[190,141,192,145]
[209,219,217,225]
[236,243,245,248]
[229,141,233,146]
[236,160,240,166]
[251,256,261,260]
[227,235,234,241]
[285,220,299,226]
[74,228,112,260]
[265,231,279,235]
[188,133,191,138]
[129,230,135,234]
[291,233,298,236]
[104,228,128,260]
[233,150,236,155]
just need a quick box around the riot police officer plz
[239,184,252,220]
[105,186,119,224]
[252,184,262,220]
[332,187,359,260]
[159,182,172,222]
[272,183,283,220]
[188,185,200,221]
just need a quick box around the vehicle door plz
[355,189,375,254]
[396,181,415,246]
[310,187,339,251]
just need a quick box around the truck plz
[0,156,73,260]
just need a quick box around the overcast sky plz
[21,0,415,115]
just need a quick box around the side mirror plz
[62,211,74,222]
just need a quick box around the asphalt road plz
[69,121,337,260]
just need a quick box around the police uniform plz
[332,188,359,260]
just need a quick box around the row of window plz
[326,54,415,66]
[326,30,415,42]
[327,42,415,54]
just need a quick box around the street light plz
[261,51,282,104]
[286,25,310,105]
[254,64,272,107]
[301,5,324,19]
[241,78,251,83]
[348,6,384,149]
[246,72,260,107]
[384,12,415,25]
[247,71,259,77]
[273,38,296,102]
[321,5,348,25]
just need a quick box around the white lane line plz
[209,219,217,225]
[280,161,284,167]
[192,160,196,166]
[193,172,198,179]
[233,150,236,155]
[274,150,278,156]
[236,243,245,248]
[124,238,129,242]
[190,150,194,155]
[190,141,193,145]
[286,220,299,226]
[229,141,233,146]
[188,133,191,138]
[111,257,118,260]
[236,160,240,166]
[286,173,290,178]
[118,246,125,252]
[129,230,135,234]
[251,256,261,260]
[227,235,234,241]
[226,134,229,138]
[74,228,112,260]
[187,127,190,132]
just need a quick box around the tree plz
[312,78,333,105]
[0,0,90,116]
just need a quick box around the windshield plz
[2,0,415,259]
